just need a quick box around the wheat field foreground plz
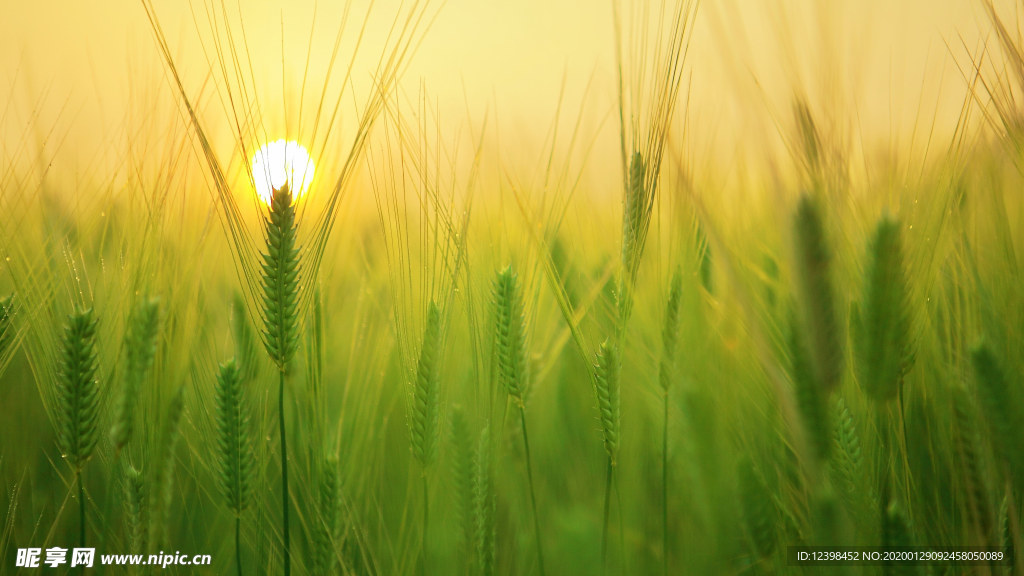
[1,0,1023,574]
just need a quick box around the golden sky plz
[0,0,999,182]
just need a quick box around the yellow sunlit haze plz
[0,0,992,185]
[251,140,315,206]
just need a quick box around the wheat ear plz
[111,297,161,452]
[792,194,843,393]
[853,216,911,404]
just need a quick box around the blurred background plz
[0,0,995,187]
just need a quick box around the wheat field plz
[1,0,1023,574]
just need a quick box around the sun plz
[250,140,316,206]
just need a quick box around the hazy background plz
[0,0,1001,190]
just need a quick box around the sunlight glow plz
[251,140,316,206]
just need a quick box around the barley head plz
[214,359,254,515]
[313,457,341,575]
[123,463,146,556]
[260,183,301,372]
[411,302,442,469]
[621,150,648,281]
[56,307,101,470]
[853,216,911,404]
[594,339,621,465]
[111,297,161,451]
[493,266,527,402]
[792,194,843,393]
[659,268,683,393]
[473,426,495,576]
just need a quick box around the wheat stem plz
[518,403,547,576]
[659,269,682,575]
[235,515,242,576]
[279,368,290,575]
[663,389,671,573]
[602,459,612,574]
[77,470,86,549]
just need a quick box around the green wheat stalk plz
[148,387,184,552]
[56,307,101,549]
[450,406,475,561]
[214,359,254,576]
[260,183,302,576]
[658,269,683,575]
[492,265,546,576]
[411,301,442,573]
[594,338,620,571]
[473,425,495,576]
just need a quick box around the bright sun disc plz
[251,140,316,206]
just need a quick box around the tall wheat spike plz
[313,457,341,576]
[493,266,527,402]
[594,339,621,466]
[56,307,101,548]
[473,426,495,576]
[621,151,648,283]
[123,463,146,556]
[594,338,620,570]
[828,396,873,536]
[792,194,843,394]
[411,302,442,469]
[853,216,911,404]
[111,297,161,452]
[616,151,647,330]
[260,183,302,575]
[261,183,302,370]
